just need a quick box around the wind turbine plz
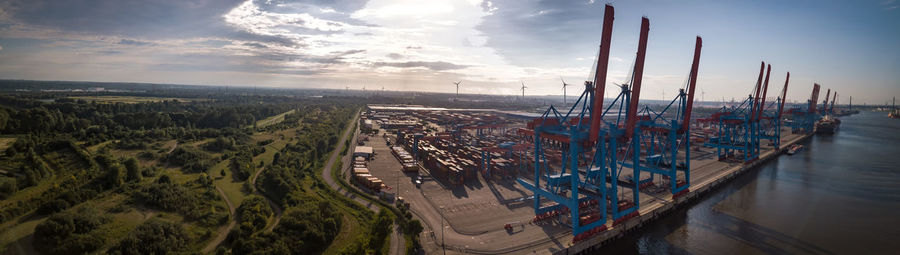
[520,82,527,101]
[701,88,706,103]
[453,81,461,99]
[560,77,570,105]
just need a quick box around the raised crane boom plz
[625,17,650,139]
[681,36,702,132]
[757,64,772,120]
[589,4,615,143]
[752,62,765,121]
[810,84,821,113]
[777,72,790,120]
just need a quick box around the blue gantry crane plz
[630,35,702,198]
[788,83,821,133]
[515,4,704,242]
[759,72,790,149]
[704,62,770,163]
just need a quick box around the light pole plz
[439,205,445,255]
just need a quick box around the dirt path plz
[167,141,178,154]
[389,223,403,255]
[249,167,283,232]
[201,186,236,253]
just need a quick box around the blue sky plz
[0,0,897,104]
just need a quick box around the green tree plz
[124,157,141,182]
[106,163,124,188]
[33,206,110,255]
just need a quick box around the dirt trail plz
[249,167,283,232]
[201,186,236,253]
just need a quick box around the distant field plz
[253,109,295,128]
[68,96,197,104]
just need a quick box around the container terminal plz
[339,5,843,254]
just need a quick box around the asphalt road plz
[321,113,404,255]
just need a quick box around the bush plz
[132,182,198,216]
[237,195,272,232]
[166,146,212,173]
[109,221,189,255]
[36,199,70,215]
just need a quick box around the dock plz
[562,131,812,254]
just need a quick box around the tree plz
[124,157,141,182]
[33,206,110,255]
[106,163,124,188]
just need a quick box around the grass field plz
[253,109,295,129]
[68,96,197,104]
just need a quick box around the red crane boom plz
[757,64,772,120]
[625,17,650,139]
[809,84,821,114]
[751,62,765,121]
[589,4,615,143]
[681,36,702,132]
[777,72,790,120]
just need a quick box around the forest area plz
[0,85,412,255]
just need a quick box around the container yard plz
[349,104,813,254]
[339,4,840,254]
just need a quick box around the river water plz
[599,111,900,254]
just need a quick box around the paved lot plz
[359,124,804,254]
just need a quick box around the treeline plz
[0,95,307,143]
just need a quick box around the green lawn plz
[253,109,296,129]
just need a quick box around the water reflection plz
[598,111,900,254]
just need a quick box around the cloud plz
[373,61,469,71]
[1,0,245,39]
[119,39,153,46]
[386,53,403,59]
[96,50,122,55]
[243,42,267,48]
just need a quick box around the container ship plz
[815,115,840,134]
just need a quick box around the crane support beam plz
[822,88,831,113]
[830,92,837,112]
[681,36,702,132]
[625,17,650,139]
[590,4,615,143]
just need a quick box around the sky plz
[0,0,897,104]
